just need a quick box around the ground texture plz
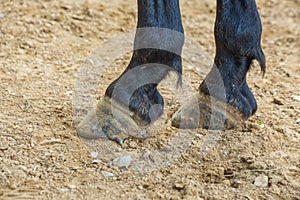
[0,0,299,199]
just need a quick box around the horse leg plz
[78,0,184,143]
[172,0,266,129]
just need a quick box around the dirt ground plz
[0,0,299,199]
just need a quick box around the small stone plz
[67,184,76,189]
[255,113,262,117]
[279,62,285,67]
[254,175,269,187]
[137,185,143,190]
[186,65,193,70]
[19,165,28,172]
[173,182,186,190]
[0,13,4,19]
[232,179,241,188]
[59,188,71,192]
[91,151,99,158]
[293,96,300,102]
[8,183,17,190]
[112,155,132,168]
[140,129,146,136]
[296,119,300,124]
[64,90,72,95]
[101,171,115,177]
[272,98,284,105]
[92,160,102,164]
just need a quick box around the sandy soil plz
[0,0,299,199]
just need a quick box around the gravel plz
[254,175,269,187]
[112,155,132,168]
[293,96,300,102]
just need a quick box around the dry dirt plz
[0,0,299,199]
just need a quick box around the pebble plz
[254,175,269,187]
[101,171,115,177]
[91,151,99,158]
[232,179,241,188]
[112,155,132,168]
[64,90,72,95]
[137,185,143,190]
[59,188,71,193]
[19,165,28,172]
[296,119,300,124]
[140,129,146,136]
[8,183,17,190]
[293,96,300,102]
[92,160,102,164]
[0,13,4,19]
[272,97,284,105]
[67,184,76,189]
[173,182,186,190]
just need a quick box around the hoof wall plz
[171,93,244,130]
[77,97,158,144]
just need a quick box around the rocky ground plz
[0,0,299,199]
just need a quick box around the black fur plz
[106,0,265,124]
[106,0,184,124]
[199,0,265,119]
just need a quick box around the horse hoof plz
[77,97,143,144]
[171,92,244,130]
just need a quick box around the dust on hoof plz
[77,97,142,144]
[171,92,244,130]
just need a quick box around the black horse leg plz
[78,0,184,143]
[106,0,184,125]
[172,0,266,129]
